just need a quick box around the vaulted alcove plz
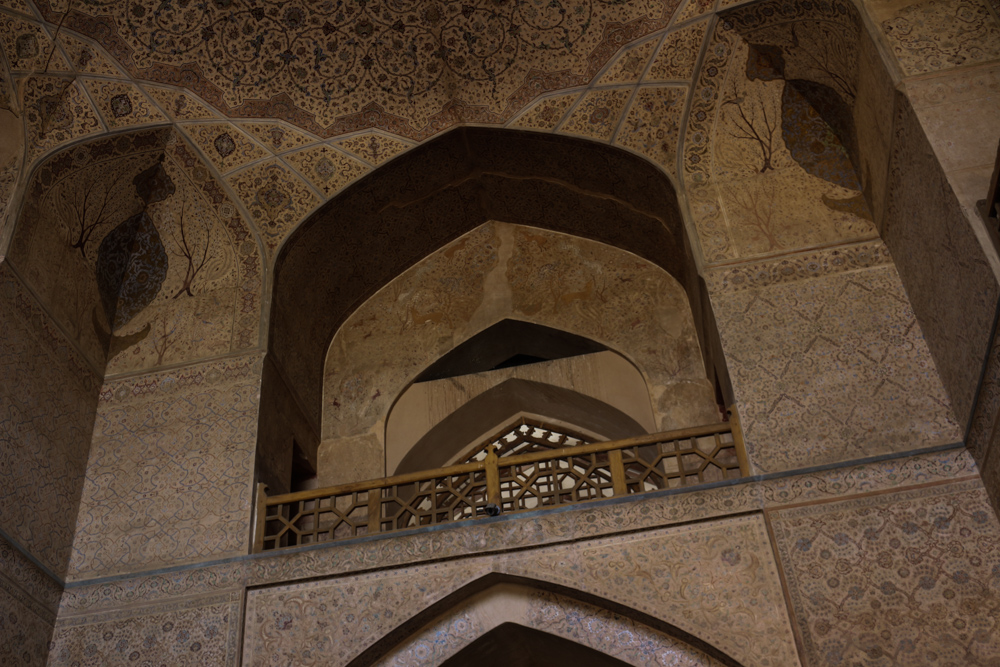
[261,128,733,493]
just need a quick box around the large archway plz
[261,128,731,490]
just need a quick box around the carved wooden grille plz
[255,413,749,552]
[495,450,616,511]
[466,421,588,462]
[622,431,742,491]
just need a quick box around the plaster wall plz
[374,584,724,667]
[0,0,998,663]
[6,129,262,377]
[848,0,1000,515]
[0,533,60,667]
[707,243,960,474]
[681,1,963,475]
[66,353,264,582]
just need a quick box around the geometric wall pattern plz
[708,241,961,473]
[67,353,263,581]
[42,447,996,666]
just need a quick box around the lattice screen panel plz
[466,421,588,462]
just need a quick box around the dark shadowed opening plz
[415,319,608,382]
[439,623,632,667]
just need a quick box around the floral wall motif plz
[0,261,101,575]
[33,0,683,137]
[82,79,166,130]
[558,87,633,141]
[242,515,799,667]
[0,54,22,237]
[226,157,320,257]
[879,0,1000,76]
[708,241,960,474]
[683,0,880,265]
[67,352,263,581]
[244,561,491,666]
[769,480,1000,666]
[53,447,977,617]
[0,0,998,664]
[0,0,992,280]
[145,86,217,121]
[334,132,413,166]
[20,76,103,168]
[48,446,983,665]
[376,584,725,667]
[7,128,262,376]
[613,85,688,177]
[49,590,242,667]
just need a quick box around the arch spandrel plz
[5,128,264,374]
[379,588,730,667]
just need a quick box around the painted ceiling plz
[31,0,679,136]
[4,0,993,387]
[1,0,717,262]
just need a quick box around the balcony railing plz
[252,412,748,553]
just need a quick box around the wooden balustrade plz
[252,409,749,553]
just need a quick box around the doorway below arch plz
[366,582,734,667]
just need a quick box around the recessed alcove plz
[261,127,734,492]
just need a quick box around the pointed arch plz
[392,378,647,475]
[262,128,735,485]
[347,574,742,667]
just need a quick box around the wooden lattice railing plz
[252,412,748,553]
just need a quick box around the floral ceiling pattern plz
[0,0,996,383]
[34,0,679,136]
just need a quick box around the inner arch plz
[392,378,648,475]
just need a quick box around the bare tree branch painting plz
[56,176,115,258]
[722,81,780,173]
[169,204,211,298]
